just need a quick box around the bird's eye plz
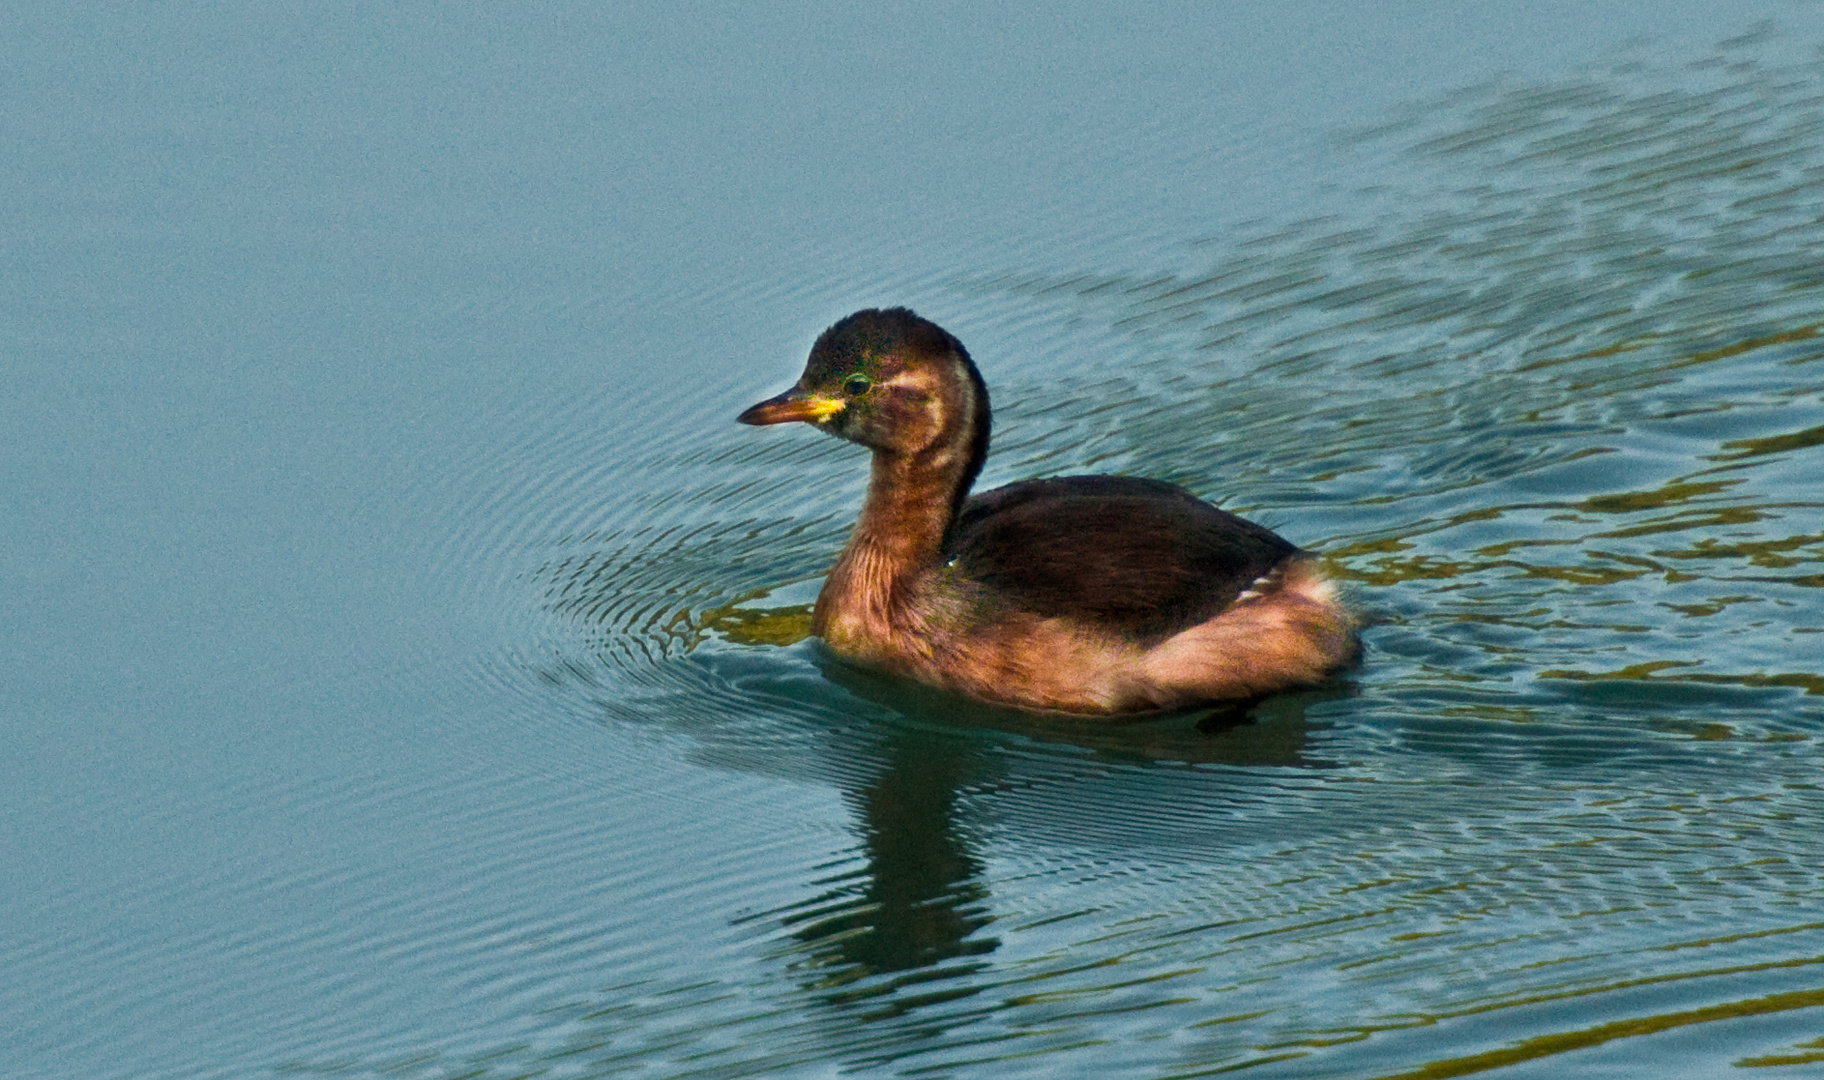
[843,374,872,396]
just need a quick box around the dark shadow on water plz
[736,647,1353,1010]
[784,719,1002,1010]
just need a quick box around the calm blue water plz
[5,4,1824,1078]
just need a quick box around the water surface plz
[4,4,1823,1078]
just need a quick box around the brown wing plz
[946,476,1301,644]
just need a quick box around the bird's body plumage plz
[950,475,1295,645]
[739,307,1356,714]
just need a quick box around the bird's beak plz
[737,387,845,426]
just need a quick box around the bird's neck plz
[854,447,968,568]
[814,445,973,643]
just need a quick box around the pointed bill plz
[737,388,846,425]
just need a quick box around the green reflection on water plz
[491,26,1824,1080]
[1371,985,1824,1080]
[1542,662,1824,696]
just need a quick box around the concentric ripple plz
[378,32,1824,1080]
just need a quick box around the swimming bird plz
[738,308,1356,714]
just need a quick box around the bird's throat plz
[812,447,970,643]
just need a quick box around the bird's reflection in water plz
[784,720,1000,1011]
[768,651,1345,1012]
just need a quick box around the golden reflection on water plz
[699,596,815,648]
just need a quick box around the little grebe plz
[738,308,1356,715]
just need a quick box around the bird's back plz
[945,476,1300,646]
